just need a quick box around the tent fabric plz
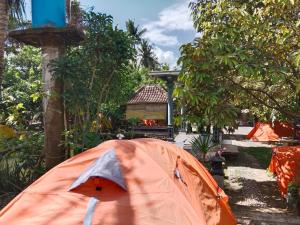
[273,121,300,138]
[268,146,300,197]
[0,138,236,225]
[246,122,279,142]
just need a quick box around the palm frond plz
[7,0,26,20]
[191,134,216,160]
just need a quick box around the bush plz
[287,182,298,205]
[0,131,45,208]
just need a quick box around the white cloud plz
[152,1,194,31]
[144,27,179,46]
[142,0,194,47]
[153,47,177,68]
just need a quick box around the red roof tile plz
[127,85,167,104]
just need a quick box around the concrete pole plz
[42,45,65,169]
[166,80,174,140]
[167,80,174,126]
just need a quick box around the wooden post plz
[42,45,65,169]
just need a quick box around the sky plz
[24,0,197,68]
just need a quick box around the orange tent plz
[268,146,300,197]
[247,121,300,142]
[0,139,236,225]
[247,122,279,142]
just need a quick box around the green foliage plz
[127,117,140,126]
[244,147,272,168]
[0,22,43,207]
[0,131,45,198]
[191,134,216,161]
[65,131,113,156]
[176,0,300,125]
[52,12,136,109]
[1,46,42,127]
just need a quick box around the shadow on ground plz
[224,146,300,225]
[226,178,285,211]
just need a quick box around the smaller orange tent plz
[0,139,236,225]
[268,146,300,197]
[247,121,300,142]
[247,122,279,142]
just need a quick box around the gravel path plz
[224,147,300,225]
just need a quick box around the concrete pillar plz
[166,80,174,140]
[167,80,174,126]
[42,45,65,169]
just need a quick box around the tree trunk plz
[0,0,8,99]
[66,0,71,23]
[42,45,65,169]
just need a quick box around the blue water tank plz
[32,0,66,28]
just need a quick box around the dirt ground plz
[225,147,300,225]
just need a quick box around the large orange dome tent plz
[0,139,236,225]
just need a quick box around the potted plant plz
[191,134,216,162]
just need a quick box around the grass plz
[244,147,273,168]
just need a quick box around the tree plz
[0,0,25,98]
[51,12,138,153]
[125,19,162,71]
[139,40,159,70]
[176,0,300,125]
[126,19,147,43]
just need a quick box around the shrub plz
[191,134,216,161]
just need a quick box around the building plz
[126,85,167,126]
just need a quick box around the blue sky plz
[24,0,197,68]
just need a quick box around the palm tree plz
[0,0,25,98]
[126,19,146,43]
[139,40,159,70]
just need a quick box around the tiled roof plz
[127,85,167,104]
